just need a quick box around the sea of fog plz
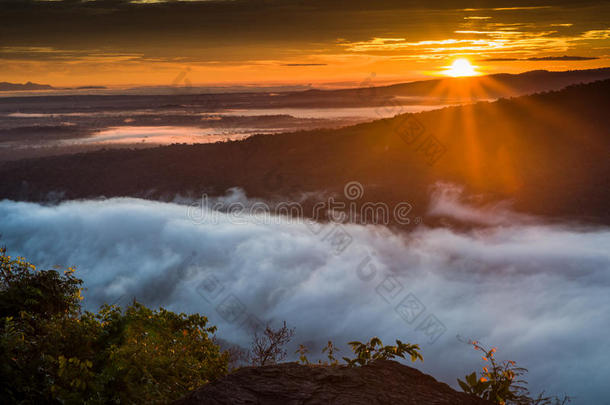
[1,188,609,404]
[1,103,451,152]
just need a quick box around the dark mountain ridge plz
[0,79,609,225]
[307,67,610,101]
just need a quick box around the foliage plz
[249,320,295,366]
[295,344,310,365]
[458,340,570,405]
[342,337,423,367]
[296,338,422,367]
[0,247,228,404]
[0,247,82,319]
[296,340,340,366]
[321,340,340,365]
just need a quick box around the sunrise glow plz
[445,58,479,77]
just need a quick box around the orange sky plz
[1,1,609,87]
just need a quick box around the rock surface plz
[173,360,492,405]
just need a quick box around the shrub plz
[0,247,81,319]
[0,247,228,404]
[295,343,310,365]
[249,320,295,366]
[342,337,423,367]
[321,340,340,365]
[458,340,570,405]
[296,340,341,366]
[295,337,423,367]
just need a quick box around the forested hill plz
[1,79,609,225]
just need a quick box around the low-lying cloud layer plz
[1,193,609,404]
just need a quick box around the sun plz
[445,58,478,77]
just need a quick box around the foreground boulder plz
[173,360,492,405]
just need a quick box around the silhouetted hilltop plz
[290,67,610,105]
[361,67,610,99]
[0,81,54,91]
[172,360,491,405]
[1,79,609,225]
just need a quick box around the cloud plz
[1,187,609,403]
[527,55,598,61]
[483,55,600,61]
[462,6,554,12]
[340,28,602,57]
[2,1,608,65]
[427,183,534,225]
[0,46,150,63]
[280,63,328,67]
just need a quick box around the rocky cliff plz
[173,360,492,405]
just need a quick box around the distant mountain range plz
[0,81,55,91]
[120,67,610,100]
[2,67,610,100]
[74,86,107,90]
[292,67,610,105]
[1,78,609,225]
[120,66,610,103]
[0,82,111,92]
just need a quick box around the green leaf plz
[458,379,470,393]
